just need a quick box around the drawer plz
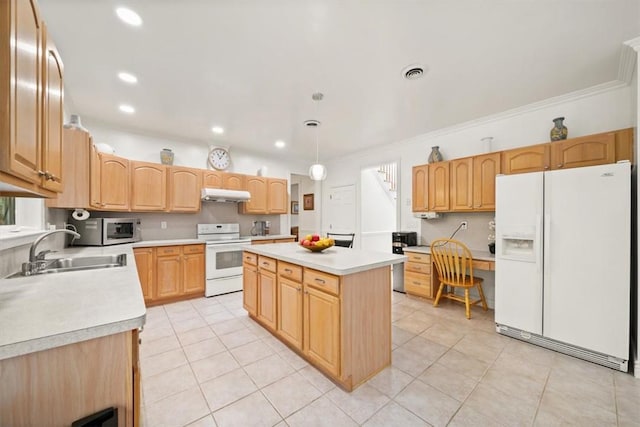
[252,240,275,245]
[304,268,340,296]
[472,260,494,271]
[274,238,295,243]
[258,255,277,273]
[405,261,430,274]
[243,252,258,265]
[278,261,302,282]
[183,244,204,254]
[406,252,430,264]
[156,246,180,256]
[404,271,431,298]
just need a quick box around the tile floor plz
[140,291,640,427]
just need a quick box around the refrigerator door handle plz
[544,213,551,272]
[536,214,543,274]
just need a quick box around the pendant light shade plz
[307,92,327,181]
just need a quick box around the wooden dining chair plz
[327,233,355,248]
[430,238,488,319]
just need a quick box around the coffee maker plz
[251,220,270,236]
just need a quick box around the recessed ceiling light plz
[274,140,286,149]
[116,7,142,26]
[119,104,135,114]
[118,72,138,84]
[211,126,224,134]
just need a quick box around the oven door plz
[206,242,249,280]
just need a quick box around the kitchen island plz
[242,242,406,391]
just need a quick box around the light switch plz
[161,221,167,229]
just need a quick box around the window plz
[0,197,15,225]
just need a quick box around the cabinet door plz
[40,24,63,192]
[203,170,223,188]
[267,178,288,213]
[277,276,303,350]
[99,154,130,210]
[168,167,202,212]
[412,165,429,212]
[155,255,182,299]
[130,161,167,211]
[257,269,277,331]
[550,132,615,170]
[45,129,91,209]
[243,264,258,316]
[223,173,245,190]
[133,247,154,302]
[90,143,101,208]
[450,158,473,211]
[183,251,205,295]
[303,285,340,377]
[473,152,500,211]
[243,176,267,213]
[404,270,432,299]
[502,144,549,174]
[428,162,450,211]
[0,0,42,184]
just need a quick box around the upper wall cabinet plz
[46,128,91,209]
[450,158,473,211]
[91,152,130,211]
[130,161,167,211]
[550,132,614,170]
[239,177,288,214]
[472,152,500,211]
[412,165,429,212]
[203,170,223,189]
[0,0,65,197]
[428,162,450,212]
[267,178,288,214]
[168,167,202,212]
[502,144,550,175]
[223,173,245,190]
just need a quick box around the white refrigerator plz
[495,162,630,371]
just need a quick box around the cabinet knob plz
[304,290,309,295]
[37,170,46,177]
[297,287,302,292]
[544,165,549,170]
[284,268,292,273]
[557,164,563,168]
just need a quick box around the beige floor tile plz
[191,351,240,383]
[490,351,551,385]
[392,346,434,377]
[203,309,236,325]
[615,393,640,427]
[183,337,226,362]
[170,315,208,333]
[210,318,247,335]
[218,328,259,349]
[195,302,229,317]
[418,362,478,401]
[326,384,390,424]
[392,325,416,346]
[277,347,309,370]
[536,387,617,426]
[142,364,198,405]
[140,334,182,359]
[392,304,416,321]
[185,415,217,427]
[286,396,357,427]
[244,353,296,388]
[190,296,222,309]
[166,307,201,323]
[145,387,209,427]
[366,366,414,398]
[463,383,538,427]
[393,316,432,335]
[480,365,544,406]
[228,307,247,317]
[501,337,555,367]
[142,324,175,343]
[163,300,196,315]
[451,334,504,364]
[395,379,460,427]
[552,352,615,386]
[262,372,323,418]
[448,404,506,427]
[229,339,275,366]
[200,367,258,412]
[404,309,440,325]
[261,334,291,353]
[363,401,429,426]
[176,325,216,347]
[545,366,616,412]
[213,391,282,427]
[419,322,465,348]
[614,371,640,398]
[140,348,188,377]
[437,349,489,381]
[298,365,336,393]
[401,335,449,362]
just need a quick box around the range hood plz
[201,188,251,202]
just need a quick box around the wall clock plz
[208,147,231,170]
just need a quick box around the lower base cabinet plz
[304,284,340,376]
[404,252,434,299]
[133,244,205,306]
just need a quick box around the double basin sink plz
[7,254,127,278]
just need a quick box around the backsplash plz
[0,234,66,278]
[419,212,495,252]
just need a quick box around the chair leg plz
[464,289,471,319]
[477,283,488,311]
[433,283,445,307]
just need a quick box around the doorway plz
[360,162,398,252]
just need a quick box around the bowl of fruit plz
[300,234,335,252]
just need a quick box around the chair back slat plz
[430,238,474,286]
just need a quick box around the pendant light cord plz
[312,92,323,164]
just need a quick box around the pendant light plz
[308,92,327,181]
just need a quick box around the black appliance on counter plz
[392,231,417,254]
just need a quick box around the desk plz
[402,246,495,298]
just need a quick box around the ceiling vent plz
[303,119,321,127]
[402,64,426,80]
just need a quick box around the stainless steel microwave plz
[69,218,141,246]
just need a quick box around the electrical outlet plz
[461,221,468,230]
[161,221,167,229]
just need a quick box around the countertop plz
[245,242,406,276]
[245,234,296,241]
[133,238,203,247]
[0,244,146,361]
[403,245,496,262]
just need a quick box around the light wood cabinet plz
[411,165,429,212]
[251,237,296,245]
[130,161,167,211]
[278,276,304,350]
[223,173,245,190]
[91,152,130,211]
[168,167,201,212]
[304,283,341,377]
[257,255,277,330]
[242,252,258,316]
[203,170,223,188]
[155,251,182,300]
[46,128,91,208]
[428,161,450,211]
[267,178,288,213]
[472,152,500,211]
[502,143,550,175]
[450,158,473,211]
[240,177,288,214]
[183,245,206,294]
[133,247,154,301]
[550,132,615,170]
[404,252,433,299]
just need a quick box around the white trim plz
[618,43,638,83]
[623,36,640,52]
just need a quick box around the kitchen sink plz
[6,254,127,278]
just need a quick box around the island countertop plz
[0,244,146,361]
[244,242,406,276]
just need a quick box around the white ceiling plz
[39,0,640,164]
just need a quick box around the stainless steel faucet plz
[22,229,81,275]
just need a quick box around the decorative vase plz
[428,146,443,163]
[550,117,568,141]
[160,148,174,165]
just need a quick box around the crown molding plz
[619,36,640,83]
